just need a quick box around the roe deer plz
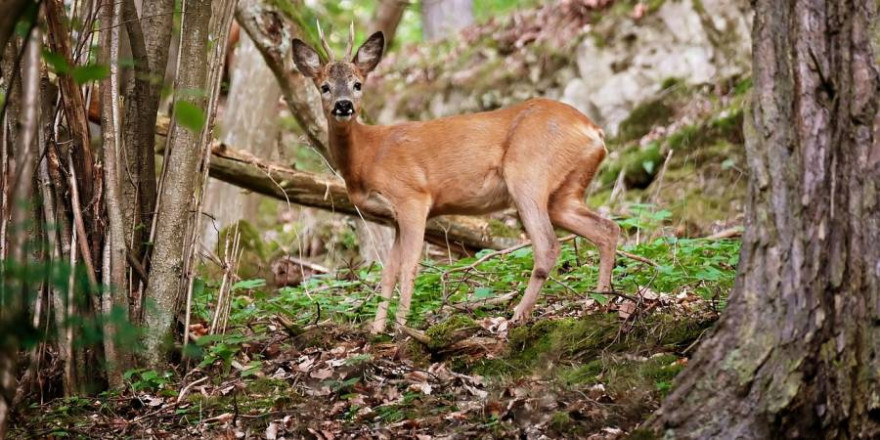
[292,24,619,334]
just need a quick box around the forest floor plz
[11,236,739,439]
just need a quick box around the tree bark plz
[372,0,409,47]
[0,23,40,440]
[649,1,880,438]
[142,0,212,369]
[98,0,129,387]
[235,0,330,162]
[421,0,473,41]
[44,0,97,256]
[202,30,281,250]
[120,0,174,310]
[0,0,28,57]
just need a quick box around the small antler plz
[345,22,355,60]
[316,20,334,61]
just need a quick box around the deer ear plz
[292,39,322,78]
[352,31,385,75]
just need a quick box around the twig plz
[705,226,743,240]
[176,376,208,404]
[398,325,432,345]
[616,249,659,267]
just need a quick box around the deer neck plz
[328,120,367,186]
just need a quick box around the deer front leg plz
[371,227,400,334]
[393,203,429,330]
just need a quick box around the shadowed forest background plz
[0,0,878,438]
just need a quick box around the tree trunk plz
[0,23,40,440]
[372,0,409,47]
[121,0,174,322]
[235,0,330,162]
[142,0,212,369]
[98,0,129,387]
[649,1,880,438]
[0,0,28,56]
[421,0,473,41]
[202,31,281,250]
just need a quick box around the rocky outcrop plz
[367,0,751,136]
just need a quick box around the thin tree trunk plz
[0,23,40,440]
[421,0,473,41]
[98,0,129,387]
[649,0,880,438]
[141,0,212,369]
[44,0,96,251]
[372,0,409,47]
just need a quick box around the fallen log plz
[155,120,520,252]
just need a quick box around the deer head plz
[292,22,385,124]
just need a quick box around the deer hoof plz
[370,321,387,335]
[510,308,531,325]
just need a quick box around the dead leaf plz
[310,368,334,380]
[618,300,636,319]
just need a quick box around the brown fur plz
[292,31,619,333]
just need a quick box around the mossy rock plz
[617,98,675,143]
[475,313,713,378]
[425,315,480,350]
[600,142,664,188]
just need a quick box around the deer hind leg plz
[371,226,400,334]
[550,199,619,293]
[510,194,560,323]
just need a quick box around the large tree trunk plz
[202,30,281,250]
[649,1,880,438]
[142,0,212,369]
[421,0,473,41]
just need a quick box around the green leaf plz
[232,278,266,291]
[42,50,70,74]
[173,101,206,132]
[474,287,493,299]
[71,64,109,84]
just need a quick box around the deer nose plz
[333,100,354,116]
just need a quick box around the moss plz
[549,411,573,432]
[247,378,290,394]
[659,76,683,91]
[618,99,675,143]
[487,218,521,239]
[425,315,479,350]
[733,77,753,96]
[666,124,701,151]
[475,313,713,378]
[600,142,664,188]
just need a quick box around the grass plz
[192,229,739,333]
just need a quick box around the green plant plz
[124,369,173,392]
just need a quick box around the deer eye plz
[353,82,362,91]
[320,84,330,94]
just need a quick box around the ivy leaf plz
[173,101,206,132]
